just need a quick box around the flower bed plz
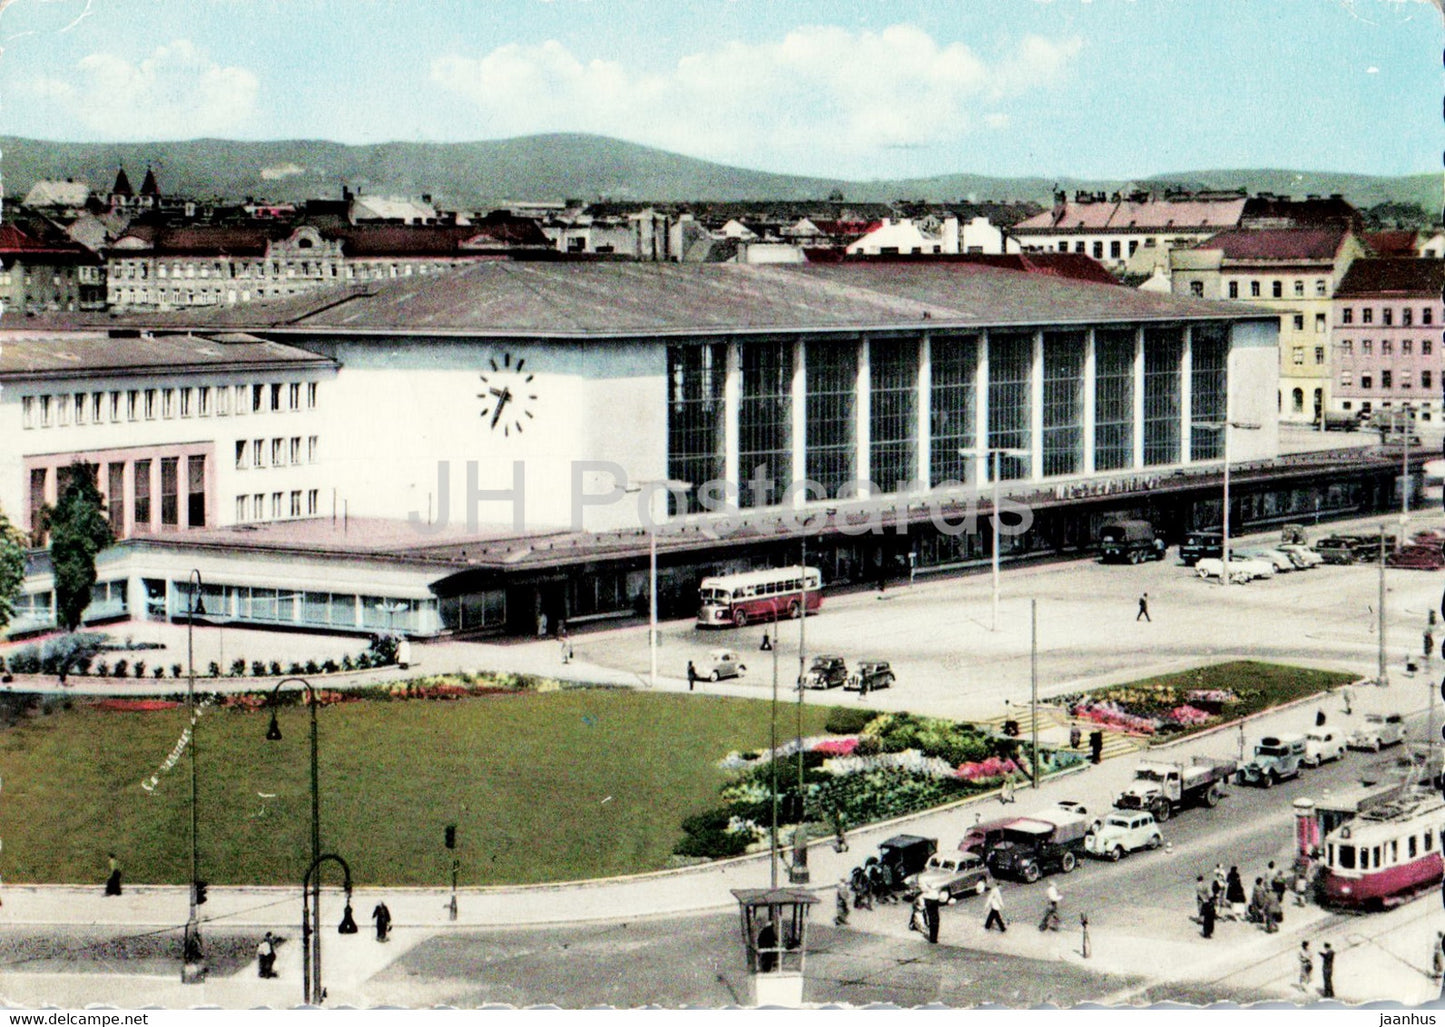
[678,710,1085,859]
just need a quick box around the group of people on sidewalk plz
[1195,860,1306,938]
[835,872,1066,950]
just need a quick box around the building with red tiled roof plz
[0,224,105,315]
[1170,227,1368,422]
[1332,258,1445,422]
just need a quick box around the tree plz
[45,463,113,632]
[0,507,26,635]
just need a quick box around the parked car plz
[1179,531,1224,567]
[1277,543,1324,568]
[959,817,1018,859]
[846,660,895,692]
[904,851,991,901]
[1239,548,1294,573]
[1314,536,1363,565]
[1236,734,1307,788]
[1387,544,1445,571]
[703,649,746,681]
[1347,713,1407,751]
[1083,810,1163,861]
[800,655,848,689]
[1303,728,1346,767]
[1194,557,1267,583]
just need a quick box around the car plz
[1314,537,1363,565]
[1239,548,1294,573]
[800,655,848,689]
[1083,810,1163,861]
[1179,531,1224,567]
[959,817,1018,859]
[1303,729,1346,767]
[905,851,991,901]
[703,649,746,681]
[1051,800,1104,834]
[1277,543,1324,568]
[1193,557,1261,584]
[846,660,895,692]
[1347,713,1408,751]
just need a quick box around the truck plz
[1112,755,1238,822]
[1098,520,1167,564]
[983,808,1092,883]
[1235,734,1307,788]
[1319,411,1367,432]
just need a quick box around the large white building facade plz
[4,262,1405,638]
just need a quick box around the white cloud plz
[430,25,1082,170]
[22,40,259,138]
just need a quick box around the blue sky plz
[0,0,1437,180]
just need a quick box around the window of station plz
[804,340,857,501]
[1143,327,1183,466]
[107,464,124,530]
[869,339,918,494]
[737,342,793,508]
[1041,331,1085,477]
[187,455,206,527]
[1190,325,1229,460]
[929,333,979,488]
[1094,329,1135,472]
[666,343,727,514]
[987,332,1032,481]
[133,460,151,529]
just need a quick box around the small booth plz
[731,887,817,1007]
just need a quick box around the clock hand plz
[489,387,512,429]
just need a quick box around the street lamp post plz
[626,479,692,689]
[183,569,206,983]
[957,447,1029,631]
[1192,420,1262,586]
[265,677,323,1004]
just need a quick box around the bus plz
[696,566,823,628]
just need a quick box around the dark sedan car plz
[800,655,848,689]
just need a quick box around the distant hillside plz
[0,134,1435,212]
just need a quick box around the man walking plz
[104,853,122,896]
[834,879,850,927]
[984,883,1007,932]
[1298,940,1314,993]
[686,661,697,692]
[1039,882,1061,932]
[923,888,942,944]
[1194,874,1212,921]
[1320,942,1336,998]
[1136,592,1151,622]
[257,932,278,978]
[1200,893,1216,938]
[371,900,392,942]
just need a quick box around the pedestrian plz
[909,891,926,934]
[256,931,278,978]
[830,805,849,853]
[1268,861,1288,903]
[1136,592,1151,622]
[834,879,850,927]
[1212,863,1226,901]
[1039,881,1061,932]
[1298,940,1313,993]
[1316,708,1326,727]
[1194,874,1212,921]
[1248,877,1268,926]
[104,853,122,896]
[1200,895,1216,939]
[1000,774,1016,805]
[757,920,778,973]
[1342,687,1354,716]
[1088,730,1104,764]
[760,632,772,652]
[1432,932,1445,979]
[1225,866,1246,919]
[1320,941,1335,998]
[923,889,942,944]
[868,860,888,905]
[984,883,1007,932]
[371,900,392,942]
[537,612,548,638]
[1069,723,1082,750]
[851,866,873,911]
[686,661,697,692]
[560,636,571,664]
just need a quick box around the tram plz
[1318,792,1445,910]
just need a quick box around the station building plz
[0,261,1408,638]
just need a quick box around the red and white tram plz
[1319,792,1445,910]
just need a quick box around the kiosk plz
[731,888,816,1007]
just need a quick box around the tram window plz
[1373,845,1382,866]
[1390,840,1399,863]
[1339,846,1355,870]
[1426,831,1435,852]
[1361,848,1370,869]
[1409,835,1418,858]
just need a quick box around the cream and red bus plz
[696,566,823,628]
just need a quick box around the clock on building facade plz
[477,352,537,437]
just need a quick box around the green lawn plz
[0,690,832,888]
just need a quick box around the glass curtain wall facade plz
[869,340,918,492]
[666,343,727,513]
[805,341,856,500]
[738,341,793,508]
[1189,325,1230,461]
[1143,327,1184,466]
[988,333,1033,481]
[1094,329,1135,472]
[929,334,979,487]
[1042,331,1086,477]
